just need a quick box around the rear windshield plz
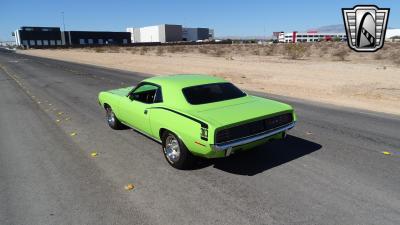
[182,82,246,105]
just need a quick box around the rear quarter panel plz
[148,107,216,157]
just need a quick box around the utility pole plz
[62,12,66,32]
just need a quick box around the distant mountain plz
[311,24,345,33]
[216,35,273,40]
[311,24,396,33]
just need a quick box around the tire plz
[105,106,124,130]
[162,131,196,169]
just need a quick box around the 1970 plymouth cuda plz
[98,75,296,169]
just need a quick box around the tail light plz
[200,127,208,140]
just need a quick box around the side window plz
[130,84,162,104]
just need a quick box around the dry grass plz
[85,42,400,65]
[20,43,400,115]
[331,47,350,61]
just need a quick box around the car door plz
[119,83,162,135]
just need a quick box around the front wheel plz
[105,107,124,130]
[162,131,196,169]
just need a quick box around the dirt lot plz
[19,43,400,115]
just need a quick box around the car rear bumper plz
[210,122,296,153]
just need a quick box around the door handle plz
[144,109,148,114]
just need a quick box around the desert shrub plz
[373,52,384,60]
[331,48,349,61]
[284,44,307,59]
[390,51,400,65]
[106,46,121,53]
[140,47,149,55]
[318,46,329,57]
[94,48,105,53]
[167,46,178,53]
[250,48,261,56]
[130,47,138,54]
[262,46,275,56]
[156,47,164,56]
[198,47,209,54]
[212,48,226,57]
[173,45,185,53]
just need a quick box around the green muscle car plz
[98,75,296,169]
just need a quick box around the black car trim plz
[147,106,209,141]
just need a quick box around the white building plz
[279,32,347,43]
[127,24,213,43]
[386,29,400,41]
[126,24,182,43]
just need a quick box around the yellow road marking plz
[124,184,134,191]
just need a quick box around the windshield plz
[182,82,246,105]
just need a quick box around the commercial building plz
[14,27,63,47]
[63,31,130,45]
[126,24,213,43]
[126,24,182,43]
[182,28,210,41]
[14,26,131,48]
[386,29,400,42]
[277,31,347,43]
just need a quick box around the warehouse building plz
[126,24,182,43]
[63,31,130,45]
[14,26,131,48]
[126,24,213,43]
[14,26,63,47]
[182,27,210,42]
[277,31,347,43]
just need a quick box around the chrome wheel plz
[106,108,115,126]
[164,134,181,163]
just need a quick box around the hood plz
[189,96,293,127]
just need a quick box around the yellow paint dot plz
[382,151,392,155]
[48,103,52,106]
[70,132,77,136]
[65,117,71,121]
[124,184,134,190]
[57,112,63,115]
[91,152,98,157]
[56,119,61,123]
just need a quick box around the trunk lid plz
[189,96,293,127]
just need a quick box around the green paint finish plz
[99,75,296,158]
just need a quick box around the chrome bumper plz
[210,122,296,152]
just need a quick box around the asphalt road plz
[0,48,399,225]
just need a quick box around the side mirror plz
[128,93,135,101]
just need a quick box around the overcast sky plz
[1,0,399,41]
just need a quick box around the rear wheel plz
[105,106,124,130]
[162,131,196,169]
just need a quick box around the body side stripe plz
[147,106,208,129]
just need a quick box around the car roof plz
[142,74,227,89]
